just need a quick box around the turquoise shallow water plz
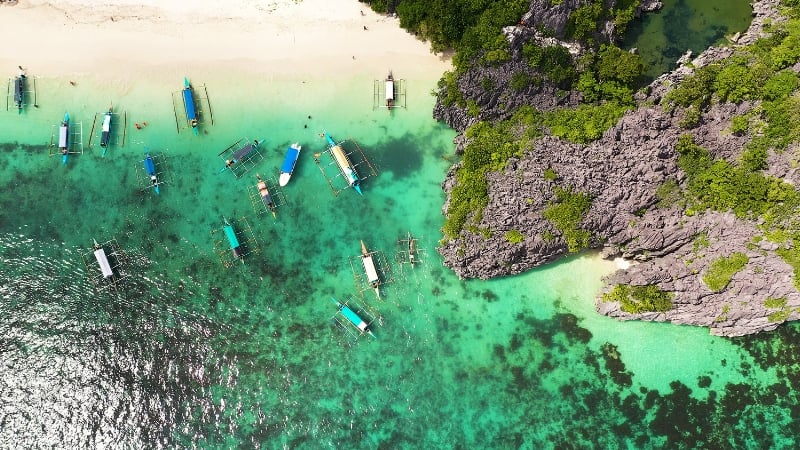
[2,68,800,448]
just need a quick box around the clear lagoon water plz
[624,0,754,81]
[2,47,800,450]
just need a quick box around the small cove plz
[624,0,754,81]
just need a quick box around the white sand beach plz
[0,0,451,81]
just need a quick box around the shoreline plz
[0,0,451,81]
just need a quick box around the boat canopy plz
[385,80,394,101]
[13,77,23,105]
[94,246,114,278]
[144,154,157,176]
[362,254,380,284]
[331,145,352,172]
[281,145,300,173]
[340,304,368,331]
[102,113,112,133]
[232,143,255,161]
[58,125,69,150]
[182,87,197,123]
[224,224,240,250]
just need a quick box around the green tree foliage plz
[459,0,530,68]
[566,2,603,42]
[544,103,631,143]
[664,65,721,110]
[762,94,800,150]
[602,284,673,313]
[714,64,754,103]
[675,134,799,218]
[596,45,644,85]
[768,20,800,70]
[542,187,592,252]
[437,70,465,107]
[361,0,528,65]
[729,115,749,135]
[703,253,749,292]
[576,46,641,106]
[675,134,713,178]
[521,43,578,88]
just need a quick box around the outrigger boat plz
[223,217,244,261]
[99,105,113,154]
[182,77,199,133]
[144,152,160,194]
[407,232,417,266]
[385,71,395,109]
[323,131,362,195]
[93,239,114,279]
[279,142,302,186]
[13,69,25,113]
[330,297,375,338]
[360,240,381,298]
[219,139,262,173]
[256,173,276,217]
[58,112,70,165]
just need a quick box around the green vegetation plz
[693,232,710,253]
[764,297,788,309]
[360,0,529,63]
[678,105,702,129]
[505,230,525,244]
[544,102,631,143]
[542,187,592,252]
[716,303,730,322]
[543,168,558,181]
[510,72,541,92]
[674,134,800,219]
[730,115,749,135]
[777,241,800,291]
[768,309,791,323]
[522,43,578,88]
[655,179,683,209]
[442,107,543,239]
[703,253,749,292]
[565,0,642,43]
[602,284,673,313]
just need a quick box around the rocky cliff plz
[435,0,797,336]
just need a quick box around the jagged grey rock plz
[435,0,796,336]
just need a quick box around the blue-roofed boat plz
[58,112,70,165]
[144,151,160,194]
[324,131,362,195]
[279,142,301,186]
[223,217,243,260]
[330,297,375,338]
[100,105,113,153]
[182,77,198,133]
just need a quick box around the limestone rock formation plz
[435,0,797,336]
